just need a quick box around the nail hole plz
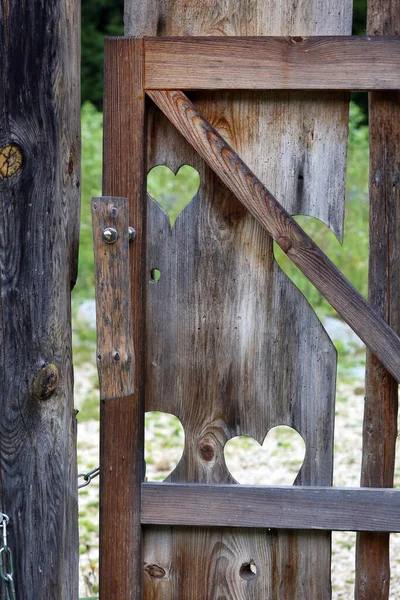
[150,268,161,281]
[240,562,257,581]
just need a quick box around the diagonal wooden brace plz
[147,89,400,383]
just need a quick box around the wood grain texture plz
[124,1,351,598]
[148,88,400,384]
[101,39,146,600]
[144,36,400,90]
[92,197,134,400]
[141,484,400,532]
[127,2,351,241]
[355,3,400,599]
[0,1,80,598]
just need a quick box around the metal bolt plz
[102,227,118,244]
[129,226,136,242]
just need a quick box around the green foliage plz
[75,103,103,300]
[353,0,367,35]
[82,0,123,109]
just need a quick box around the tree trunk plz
[0,0,80,598]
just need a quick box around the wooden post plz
[0,0,80,599]
[355,3,400,600]
[101,39,146,599]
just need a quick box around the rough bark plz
[0,0,80,597]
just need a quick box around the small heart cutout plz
[145,411,185,482]
[224,426,306,486]
[147,165,200,227]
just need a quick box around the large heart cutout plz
[147,165,200,227]
[224,426,306,486]
[145,411,185,482]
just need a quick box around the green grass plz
[75,102,103,301]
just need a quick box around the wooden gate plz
[93,1,400,598]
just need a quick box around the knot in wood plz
[32,363,59,400]
[144,564,166,579]
[199,442,215,462]
[277,236,292,253]
[0,145,22,179]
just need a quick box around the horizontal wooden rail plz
[144,36,400,90]
[147,89,400,383]
[141,483,400,532]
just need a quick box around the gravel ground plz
[77,375,400,599]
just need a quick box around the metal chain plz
[0,514,16,600]
[78,466,100,489]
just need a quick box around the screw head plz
[129,226,136,242]
[102,227,118,244]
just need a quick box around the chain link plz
[0,514,16,600]
[78,466,100,489]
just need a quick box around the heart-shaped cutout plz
[145,411,185,482]
[224,426,306,486]
[147,165,200,227]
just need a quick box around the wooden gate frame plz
[94,34,400,599]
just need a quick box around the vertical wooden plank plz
[92,196,134,401]
[355,4,400,600]
[125,2,350,600]
[101,39,146,599]
[0,0,80,598]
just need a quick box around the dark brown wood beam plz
[355,3,400,600]
[92,196,134,402]
[141,483,400,532]
[147,89,400,384]
[0,0,80,597]
[101,38,146,600]
[144,36,400,90]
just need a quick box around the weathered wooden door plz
[93,1,400,598]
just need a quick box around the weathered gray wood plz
[128,3,351,242]
[355,3,400,599]
[102,38,146,600]
[92,196,134,401]
[144,36,400,91]
[126,2,350,598]
[126,1,351,599]
[148,88,400,384]
[0,0,80,598]
[141,483,400,532]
